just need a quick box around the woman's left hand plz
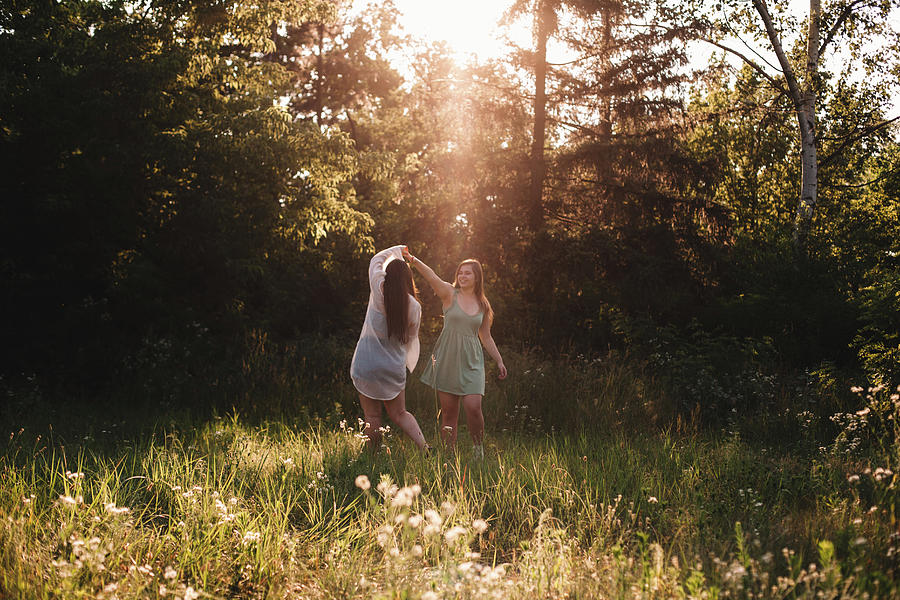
[498,363,507,380]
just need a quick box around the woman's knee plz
[385,406,408,423]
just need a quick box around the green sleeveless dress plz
[420,291,485,395]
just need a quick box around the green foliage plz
[0,0,373,380]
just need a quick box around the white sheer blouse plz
[350,246,421,400]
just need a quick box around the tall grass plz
[1,346,898,598]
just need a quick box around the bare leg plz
[359,394,384,452]
[439,391,461,449]
[462,394,484,445]
[384,390,428,450]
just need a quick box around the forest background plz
[2,0,900,596]
[3,0,898,417]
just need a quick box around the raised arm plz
[368,246,405,310]
[479,316,507,380]
[402,247,455,307]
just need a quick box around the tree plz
[694,0,900,245]
[0,0,371,376]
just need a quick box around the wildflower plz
[59,495,77,506]
[389,547,400,558]
[856,407,871,417]
[412,544,423,557]
[228,496,238,505]
[184,586,200,600]
[850,386,863,393]
[66,471,84,481]
[159,584,168,597]
[440,501,455,516]
[422,592,439,600]
[445,526,467,543]
[104,502,130,515]
[408,514,424,529]
[647,496,658,504]
[164,566,177,580]
[242,531,260,545]
[376,524,393,547]
[424,509,442,526]
[102,582,117,594]
[282,458,294,468]
[377,478,398,498]
[472,519,488,534]
[853,537,867,546]
[847,474,860,483]
[355,475,371,491]
[392,485,420,507]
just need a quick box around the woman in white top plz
[350,245,428,452]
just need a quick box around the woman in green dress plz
[402,248,507,459]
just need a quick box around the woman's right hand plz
[402,246,413,262]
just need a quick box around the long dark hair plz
[453,258,494,326]
[384,259,418,343]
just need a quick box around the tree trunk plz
[751,0,819,247]
[315,23,325,126]
[528,0,553,231]
[796,0,820,244]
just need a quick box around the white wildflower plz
[445,526,467,543]
[104,502,130,515]
[472,519,488,534]
[391,485,419,507]
[354,475,371,491]
[408,514,424,529]
[184,586,200,600]
[242,531,260,545]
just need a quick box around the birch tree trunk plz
[751,0,819,247]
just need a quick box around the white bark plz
[751,0,819,244]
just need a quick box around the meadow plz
[1,344,898,599]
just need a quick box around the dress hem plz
[419,379,484,397]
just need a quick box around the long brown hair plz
[453,259,494,326]
[384,258,418,343]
